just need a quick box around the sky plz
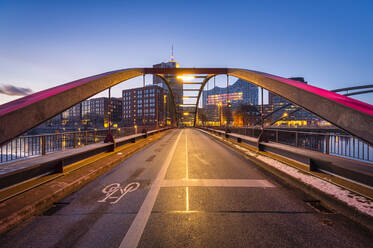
[0,0,372,104]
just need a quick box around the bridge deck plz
[0,129,372,247]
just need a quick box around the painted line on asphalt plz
[118,130,183,248]
[161,179,275,188]
[185,129,189,211]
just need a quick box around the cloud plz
[0,84,33,96]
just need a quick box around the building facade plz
[203,79,258,108]
[85,97,123,128]
[153,59,182,123]
[122,85,166,128]
[268,77,321,127]
[202,79,258,124]
[58,97,122,129]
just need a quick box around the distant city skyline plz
[1,0,372,105]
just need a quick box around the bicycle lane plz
[0,129,182,248]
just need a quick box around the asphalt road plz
[1,128,372,248]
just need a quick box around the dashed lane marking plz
[185,129,189,211]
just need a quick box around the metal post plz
[104,87,114,143]
[226,74,229,127]
[276,130,279,143]
[325,135,330,154]
[345,137,347,156]
[6,142,8,162]
[41,136,46,155]
[213,76,216,127]
[367,143,369,161]
[73,133,77,148]
[85,131,88,145]
[108,87,111,135]
[11,139,13,160]
[295,132,299,147]
[261,87,264,129]
[15,138,18,159]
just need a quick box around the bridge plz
[0,68,373,247]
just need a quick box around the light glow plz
[177,75,195,81]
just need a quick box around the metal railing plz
[0,128,137,164]
[207,126,373,163]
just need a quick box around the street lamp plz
[177,75,195,81]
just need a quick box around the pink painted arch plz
[0,68,372,146]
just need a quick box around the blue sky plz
[0,0,372,104]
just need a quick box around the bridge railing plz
[0,128,138,164]
[207,126,372,163]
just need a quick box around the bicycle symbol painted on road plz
[98,182,140,204]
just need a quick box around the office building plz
[203,79,258,108]
[85,97,123,128]
[122,85,166,128]
[202,79,258,123]
[153,58,182,122]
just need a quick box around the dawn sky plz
[0,0,372,104]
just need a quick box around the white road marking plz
[185,130,189,211]
[161,179,275,188]
[118,130,183,248]
[98,182,140,204]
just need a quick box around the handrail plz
[0,127,172,189]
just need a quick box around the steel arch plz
[0,68,372,146]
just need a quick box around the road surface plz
[1,128,372,247]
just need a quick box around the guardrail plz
[0,127,138,164]
[199,127,373,187]
[205,126,372,164]
[0,127,172,190]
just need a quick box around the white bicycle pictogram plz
[98,182,140,204]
